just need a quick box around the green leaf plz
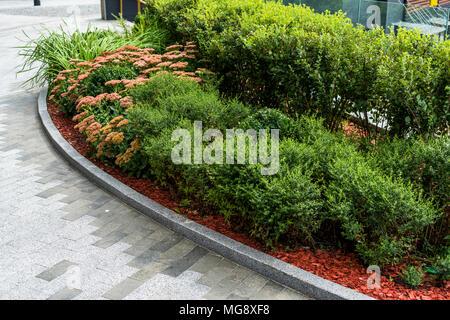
[423,266,437,274]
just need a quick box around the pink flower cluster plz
[50,42,215,166]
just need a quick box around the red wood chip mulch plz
[47,101,449,300]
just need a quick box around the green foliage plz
[372,137,450,210]
[326,154,437,265]
[359,237,409,268]
[129,74,250,130]
[85,64,139,97]
[152,0,197,38]
[374,29,450,138]
[18,17,168,88]
[200,142,323,245]
[370,136,449,247]
[128,7,170,46]
[129,73,201,106]
[128,75,250,182]
[148,0,450,138]
[433,253,450,281]
[141,125,187,183]
[402,265,425,288]
[301,0,344,13]
[138,84,437,259]
[239,109,300,141]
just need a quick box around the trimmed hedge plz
[149,0,450,138]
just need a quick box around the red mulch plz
[47,101,449,300]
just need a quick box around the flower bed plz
[47,99,449,300]
[46,41,449,299]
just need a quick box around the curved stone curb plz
[38,87,374,300]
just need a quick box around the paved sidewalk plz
[0,3,309,300]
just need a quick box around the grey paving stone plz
[197,260,238,287]
[102,277,144,300]
[127,249,161,269]
[161,246,208,277]
[188,253,223,274]
[35,185,63,199]
[121,230,153,246]
[146,227,174,241]
[152,234,184,251]
[229,272,269,298]
[250,281,285,300]
[128,234,185,268]
[62,210,88,222]
[93,230,127,249]
[129,261,169,282]
[275,287,311,300]
[0,143,20,152]
[154,238,197,265]
[123,236,159,257]
[202,266,252,300]
[36,260,76,282]
[17,151,45,161]
[226,293,249,300]
[47,287,82,300]
[91,221,123,238]
[88,195,113,210]
[124,270,211,300]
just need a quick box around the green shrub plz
[84,64,139,97]
[141,123,190,183]
[153,0,197,38]
[130,75,250,181]
[129,106,182,139]
[129,74,250,131]
[128,8,170,47]
[249,167,322,245]
[277,116,353,183]
[326,154,437,266]
[371,137,449,247]
[375,30,450,138]
[372,137,450,209]
[239,109,300,141]
[433,253,450,281]
[129,73,201,107]
[267,119,438,265]
[402,265,425,288]
[197,139,323,245]
[159,89,248,129]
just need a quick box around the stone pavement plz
[0,2,309,300]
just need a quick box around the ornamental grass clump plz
[18,15,169,87]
